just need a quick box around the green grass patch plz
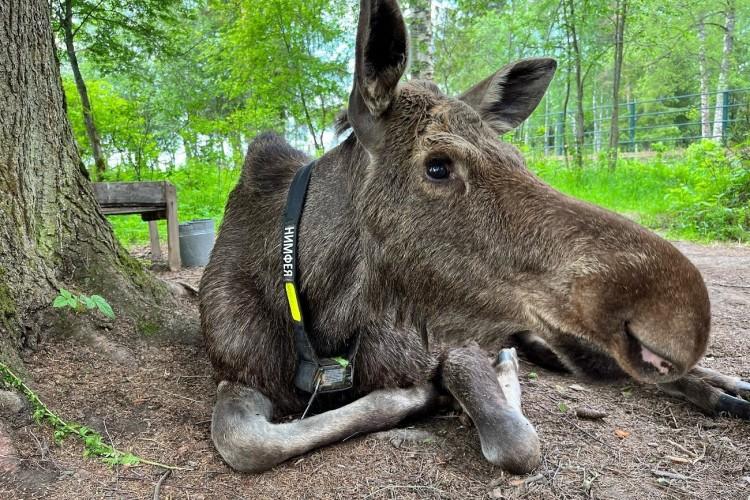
[106,141,749,248]
[529,141,749,242]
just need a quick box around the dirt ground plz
[1,241,749,499]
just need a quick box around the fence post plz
[628,101,636,152]
[555,113,564,156]
[721,90,730,145]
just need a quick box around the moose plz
[199,0,750,474]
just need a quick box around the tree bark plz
[563,0,584,168]
[561,66,571,169]
[408,0,434,81]
[697,15,711,139]
[712,2,735,141]
[0,0,185,370]
[60,0,108,179]
[608,0,627,171]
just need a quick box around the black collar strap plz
[282,160,359,394]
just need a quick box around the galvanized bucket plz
[179,219,215,267]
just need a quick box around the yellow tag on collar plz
[285,282,302,322]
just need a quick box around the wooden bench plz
[93,181,181,271]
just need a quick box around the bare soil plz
[1,242,749,499]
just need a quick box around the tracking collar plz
[282,160,360,396]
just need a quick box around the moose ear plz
[348,0,408,149]
[459,58,557,134]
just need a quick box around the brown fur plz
[199,0,744,474]
[201,77,710,415]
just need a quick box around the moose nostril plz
[623,321,677,375]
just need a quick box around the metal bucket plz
[179,219,215,267]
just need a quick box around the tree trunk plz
[408,0,434,80]
[608,0,627,171]
[229,133,244,169]
[564,0,584,169]
[60,0,107,179]
[0,0,185,370]
[593,91,601,153]
[712,2,735,141]
[561,66,571,169]
[697,15,711,139]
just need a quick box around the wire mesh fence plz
[517,88,750,156]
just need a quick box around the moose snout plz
[568,239,711,384]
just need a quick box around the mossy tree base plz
[0,0,192,371]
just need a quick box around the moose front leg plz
[441,346,540,473]
[211,381,439,473]
[658,366,750,419]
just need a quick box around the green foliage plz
[51,0,750,246]
[106,145,749,248]
[51,0,185,73]
[0,362,178,468]
[664,141,750,241]
[332,357,350,368]
[530,144,750,242]
[53,289,115,319]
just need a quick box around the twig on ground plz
[365,484,448,498]
[153,469,171,500]
[651,469,692,481]
[690,443,706,464]
[666,440,696,458]
[175,375,211,384]
[103,419,114,448]
[517,473,544,485]
[667,407,680,428]
[153,388,204,405]
[710,282,750,289]
[582,470,599,496]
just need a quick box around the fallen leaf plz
[614,429,630,439]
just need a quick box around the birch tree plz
[697,14,711,139]
[608,0,628,170]
[408,0,435,80]
[712,1,736,141]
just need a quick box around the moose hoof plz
[478,408,541,474]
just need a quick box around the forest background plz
[55,0,750,245]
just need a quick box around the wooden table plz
[92,181,181,271]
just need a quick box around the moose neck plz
[292,135,375,354]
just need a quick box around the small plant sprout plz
[558,402,569,413]
[528,372,538,380]
[53,288,115,319]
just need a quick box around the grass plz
[105,141,750,247]
[529,141,749,242]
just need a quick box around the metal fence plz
[518,87,750,156]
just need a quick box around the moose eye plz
[426,158,451,181]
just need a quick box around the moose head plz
[344,0,710,385]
